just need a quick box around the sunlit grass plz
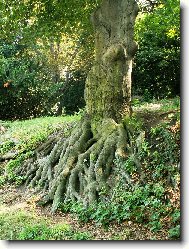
[0,208,92,240]
[1,114,81,141]
[132,96,180,113]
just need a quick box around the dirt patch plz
[0,184,169,240]
[134,106,180,132]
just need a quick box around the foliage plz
[0,0,96,120]
[0,0,100,43]
[0,41,58,120]
[133,0,180,99]
[0,35,92,120]
[168,225,180,240]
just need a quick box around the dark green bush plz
[0,41,61,120]
[0,40,86,120]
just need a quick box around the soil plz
[0,183,169,240]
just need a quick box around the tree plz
[0,40,56,120]
[0,0,96,119]
[133,0,180,99]
[14,0,139,211]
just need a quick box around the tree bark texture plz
[85,0,138,127]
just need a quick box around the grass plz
[0,114,81,185]
[132,96,180,112]
[0,208,92,240]
[0,114,81,145]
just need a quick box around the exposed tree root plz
[15,117,145,212]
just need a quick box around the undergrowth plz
[59,105,180,240]
[0,98,180,240]
[0,210,92,240]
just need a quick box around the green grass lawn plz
[0,114,81,146]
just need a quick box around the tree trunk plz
[85,0,138,128]
[15,0,139,212]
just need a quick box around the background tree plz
[0,0,96,119]
[0,40,55,119]
[133,0,180,99]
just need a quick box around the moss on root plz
[15,116,145,212]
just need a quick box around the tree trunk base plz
[15,117,143,212]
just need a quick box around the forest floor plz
[0,182,169,240]
[0,97,180,240]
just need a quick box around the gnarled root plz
[16,117,144,212]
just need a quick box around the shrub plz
[0,41,62,120]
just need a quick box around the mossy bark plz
[16,0,139,212]
[85,0,138,130]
